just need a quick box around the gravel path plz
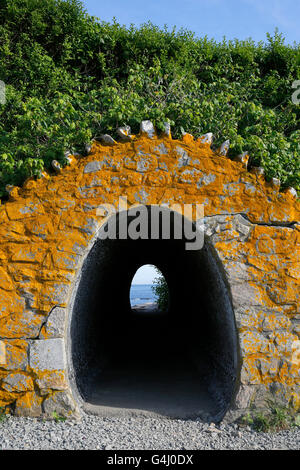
[0,413,299,450]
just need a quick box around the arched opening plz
[129,264,161,309]
[68,206,240,421]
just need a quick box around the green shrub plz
[0,407,7,423]
[152,268,169,312]
[0,0,299,197]
[242,401,300,432]
[52,410,67,422]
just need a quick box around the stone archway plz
[0,121,299,418]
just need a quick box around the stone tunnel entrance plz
[68,206,240,421]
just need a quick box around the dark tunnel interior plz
[68,207,240,421]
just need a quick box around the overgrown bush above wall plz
[0,0,299,197]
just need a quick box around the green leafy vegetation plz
[52,410,66,422]
[0,0,299,197]
[152,268,169,312]
[0,407,7,422]
[241,401,300,432]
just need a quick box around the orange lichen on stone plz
[0,127,299,415]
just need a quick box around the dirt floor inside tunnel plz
[82,305,216,419]
[68,208,240,421]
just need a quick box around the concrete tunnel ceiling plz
[0,121,299,419]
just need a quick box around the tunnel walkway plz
[83,306,215,419]
[69,207,239,421]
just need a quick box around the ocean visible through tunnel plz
[130,284,157,306]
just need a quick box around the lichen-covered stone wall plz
[0,121,299,418]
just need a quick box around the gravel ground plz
[0,413,299,450]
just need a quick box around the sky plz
[131,264,158,285]
[83,0,300,45]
